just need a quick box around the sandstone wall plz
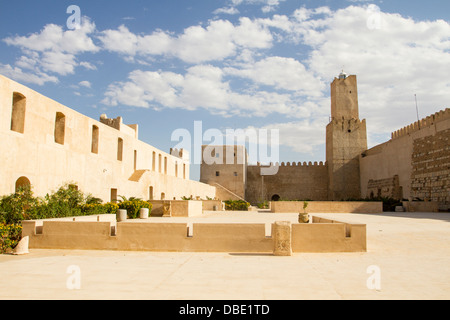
[0,75,215,201]
[245,162,328,205]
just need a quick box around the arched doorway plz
[15,176,31,192]
[271,194,281,202]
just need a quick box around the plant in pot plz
[298,201,310,223]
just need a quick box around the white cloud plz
[98,18,272,64]
[78,80,91,88]
[79,61,97,70]
[253,118,328,155]
[213,7,240,15]
[0,63,58,86]
[101,65,315,118]
[3,18,99,80]
[224,56,325,94]
[288,5,450,141]
[221,0,286,13]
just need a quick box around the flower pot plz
[140,208,149,219]
[298,212,309,224]
[116,209,127,222]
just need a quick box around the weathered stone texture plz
[411,129,450,203]
[367,175,403,200]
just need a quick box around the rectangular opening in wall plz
[164,157,167,174]
[158,154,162,173]
[54,112,66,145]
[91,125,99,154]
[149,186,154,200]
[11,92,26,134]
[152,151,156,171]
[117,138,123,161]
[111,188,118,203]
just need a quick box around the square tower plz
[331,73,359,120]
[326,73,367,200]
[200,145,248,200]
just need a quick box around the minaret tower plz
[326,71,368,200]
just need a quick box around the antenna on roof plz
[415,94,421,129]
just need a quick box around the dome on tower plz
[339,70,348,80]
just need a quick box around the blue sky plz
[1,0,449,180]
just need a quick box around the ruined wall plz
[246,162,328,205]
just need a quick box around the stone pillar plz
[116,209,127,222]
[273,221,292,256]
[162,202,172,217]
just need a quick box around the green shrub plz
[257,200,269,209]
[0,185,39,224]
[0,223,23,254]
[103,202,119,214]
[118,199,152,219]
[224,200,250,211]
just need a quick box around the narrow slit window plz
[54,112,66,145]
[117,138,123,161]
[91,125,99,154]
[11,92,26,134]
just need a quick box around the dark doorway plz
[271,194,281,202]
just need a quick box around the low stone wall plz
[22,216,367,253]
[202,200,225,211]
[150,200,203,217]
[402,201,439,213]
[270,201,382,214]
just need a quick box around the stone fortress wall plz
[200,72,449,208]
[245,161,328,204]
[360,108,450,207]
[0,74,216,202]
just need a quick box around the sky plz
[1,0,449,181]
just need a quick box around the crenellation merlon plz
[251,161,326,168]
[391,108,450,140]
[100,114,139,139]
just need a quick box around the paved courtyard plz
[1,211,450,300]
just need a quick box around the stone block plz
[273,221,292,256]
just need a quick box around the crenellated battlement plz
[391,108,450,140]
[253,161,327,168]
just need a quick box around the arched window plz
[117,138,123,161]
[149,186,154,200]
[158,154,162,173]
[152,152,156,171]
[91,125,99,154]
[15,176,31,192]
[54,112,66,145]
[164,157,167,174]
[175,162,178,178]
[11,92,26,134]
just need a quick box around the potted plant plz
[298,201,310,223]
